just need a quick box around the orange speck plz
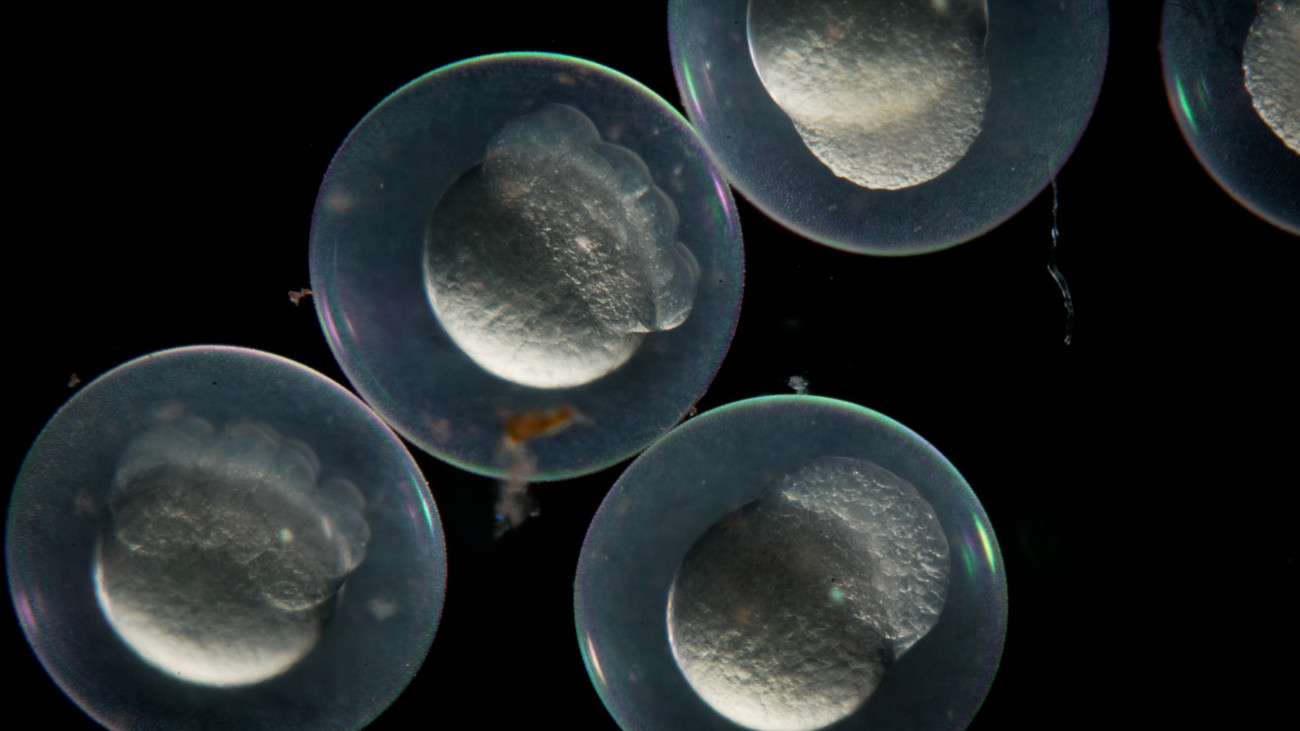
[503,406,578,446]
[288,288,313,306]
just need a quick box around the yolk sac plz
[1243,1,1300,155]
[424,103,700,389]
[97,417,369,687]
[748,0,990,190]
[667,456,949,731]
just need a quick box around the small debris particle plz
[1047,178,1074,345]
[502,406,581,447]
[493,405,589,538]
[788,375,810,395]
[367,596,399,621]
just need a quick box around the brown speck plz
[502,405,582,446]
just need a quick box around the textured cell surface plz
[1243,1,1300,154]
[311,53,742,479]
[424,104,699,388]
[97,418,369,686]
[575,396,1006,731]
[669,0,1108,253]
[668,457,949,731]
[1162,0,1300,234]
[7,347,446,729]
[748,0,990,190]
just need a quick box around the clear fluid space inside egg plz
[7,347,446,730]
[668,0,1109,254]
[575,396,1007,731]
[1162,0,1300,234]
[311,53,743,481]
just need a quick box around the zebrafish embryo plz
[424,103,699,389]
[667,455,950,731]
[95,418,370,687]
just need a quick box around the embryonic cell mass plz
[425,103,699,389]
[668,456,949,731]
[97,417,370,687]
[1243,2,1300,154]
[748,0,990,190]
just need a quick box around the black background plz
[6,3,1292,729]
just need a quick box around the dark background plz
[6,3,1291,729]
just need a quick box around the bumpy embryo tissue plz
[667,456,950,731]
[748,0,990,190]
[95,418,369,687]
[424,103,700,389]
[1243,1,1300,155]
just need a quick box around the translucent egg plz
[1162,0,1300,235]
[575,396,1006,731]
[7,346,446,729]
[311,53,743,479]
[667,0,1109,254]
